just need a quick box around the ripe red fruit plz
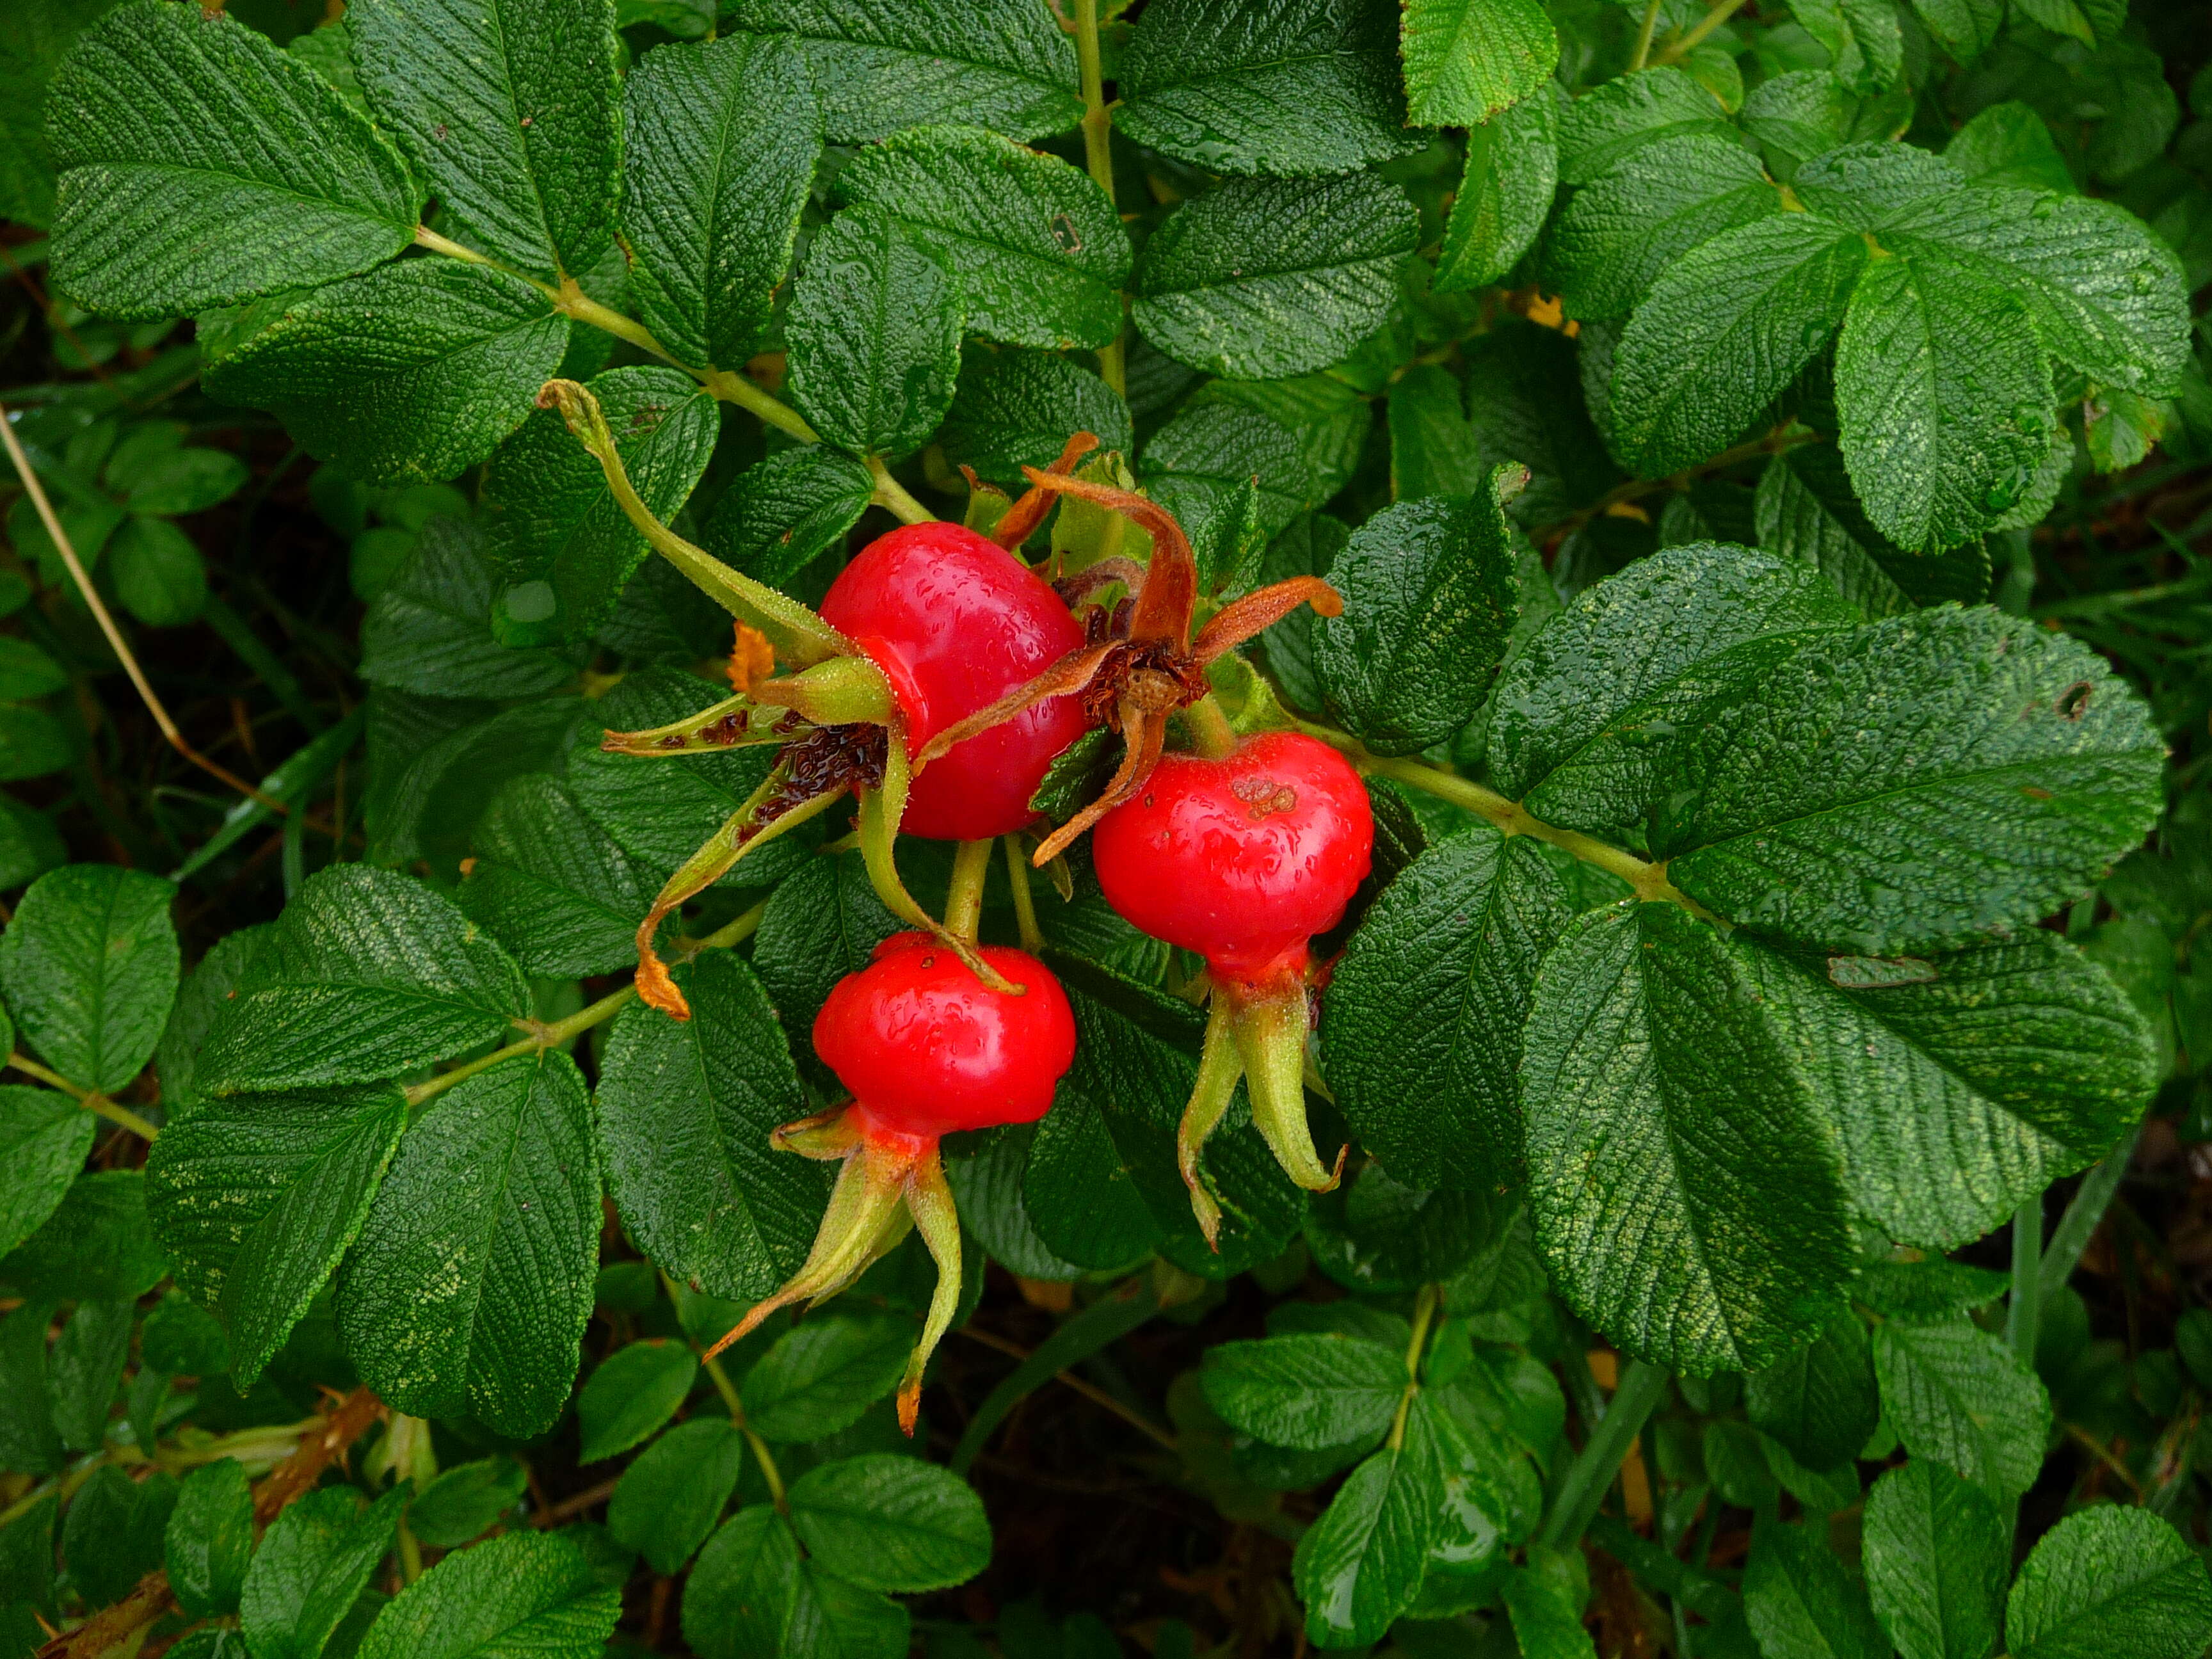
[1091,732,1374,985]
[1090,732,1373,1242]
[821,522,1087,841]
[815,933,1077,1138]
[703,934,1075,1432]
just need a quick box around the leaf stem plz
[1184,693,1239,760]
[867,455,936,525]
[702,367,819,444]
[1005,835,1044,952]
[1389,1283,1442,1451]
[1071,0,1126,397]
[6,1052,84,1098]
[945,837,995,942]
[702,1350,789,1512]
[1357,754,1716,918]
[2038,1127,2142,1304]
[1538,1358,1669,1547]
[403,902,765,1109]
[1655,0,1751,63]
[2007,1196,2042,1363]
[1628,0,1665,70]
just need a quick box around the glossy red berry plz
[813,933,1077,1139]
[820,522,1087,841]
[1091,732,1374,984]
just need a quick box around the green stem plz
[867,456,936,525]
[1358,755,1713,917]
[2007,1196,2042,1363]
[405,903,764,1109]
[1071,0,1126,398]
[1655,0,1749,62]
[705,367,819,443]
[1538,1359,1669,1548]
[8,1051,84,1097]
[1628,0,1665,70]
[703,1352,789,1512]
[86,1094,161,1141]
[2038,1127,2142,1305]
[1388,1284,1442,1451]
[1184,693,1238,760]
[945,837,994,942]
[397,1519,424,1584]
[1005,835,1043,953]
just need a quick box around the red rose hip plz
[1091,732,1374,1242]
[821,522,1087,841]
[703,934,1076,1432]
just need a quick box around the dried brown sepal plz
[911,642,1119,769]
[1194,576,1343,664]
[1016,467,1199,652]
[990,430,1102,551]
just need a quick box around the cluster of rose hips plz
[581,411,1373,1431]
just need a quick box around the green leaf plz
[1501,1544,1596,1659]
[456,775,651,976]
[1520,902,1856,1373]
[355,1529,621,1659]
[684,1507,801,1659]
[1315,484,1519,756]
[606,1417,748,1574]
[1905,0,2001,60]
[728,0,1081,143]
[46,2,420,319]
[1022,1080,1162,1272]
[349,0,620,280]
[146,1086,407,1386]
[1400,0,1557,125]
[1548,134,1779,322]
[0,0,124,231]
[1704,1418,1783,1509]
[1142,401,1313,549]
[0,1300,62,1475]
[575,1338,697,1463]
[1487,541,1855,832]
[110,517,209,627]
[1305,1163,1495,1294]
[1739,72,1857,179]
[940,351,1132,490]
[1201,1333,1404,1452]
[785,205,962,461]
[1790,0,1902,94]
[1656,607,2166,955]
[1871,1317,2049,1499]
[1,1169,168,1302]
[596,951,827,1301]
[0,864,177,1093]
[621,31,819,372]
[0,795,63,895]
[1755,443,1992,615]
[406,1457,527,1548]
[1132,173,1418,381]
[1436,88,1559,294]
[943,1128,1084,1281]
[63,1463,174,1609]
[751,849,902,1065]
[1291,1401,1440,1647]
[0,705,74,785]
[1946,104,2074,196]
[1610,212,1866,478]
[1556,66,1733,185]
[336,1050,597,1437]
[833,125,1129,351]
[1254,513,1349,715]
[2007,1505,2212,1659]
[1743,1311,1878,1471]
[1862,1459,2007,1659]
[203,260,570,484]
[241,1485,406,1659]
[46,1297,130,1451]
[196,865,531,1093]
[1743,933,2154,1249]
[1833,250,2053,553]
[0,1087,95,1258]
[1882,188,2189,399]
[1325,826,1578,1188]
[361,518,584,698]
[166,1458,253,1620]
[1743,1512,1889,1659]
[481,366,719,643]
[787,1455,991,1592]
[740,1310,913,1443]
[1116,0,1418,178]
[702,447,875,588]
[1854,1258,2009,1323]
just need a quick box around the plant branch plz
[1071,0,1126,397]
[2007,1197,2042,1363]
[1004,835,1044,952]
[867,455,936,525]
[404,902,765,1109]
[2039,1127,2142,1304]
[1538,1359,1669,1548]
[1628,0,1665,70]
[1389,1283,1441,1451]
[945,837,995,942]
[1654,0,1751,63]
[1,401,287,813]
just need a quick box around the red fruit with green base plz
[700,933,1076,1431]
[1091,732,1374,1242]
[821,522,1087,842]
